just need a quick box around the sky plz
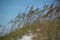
[0,0,55,25]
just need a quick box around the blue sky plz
[0,0,55,25]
